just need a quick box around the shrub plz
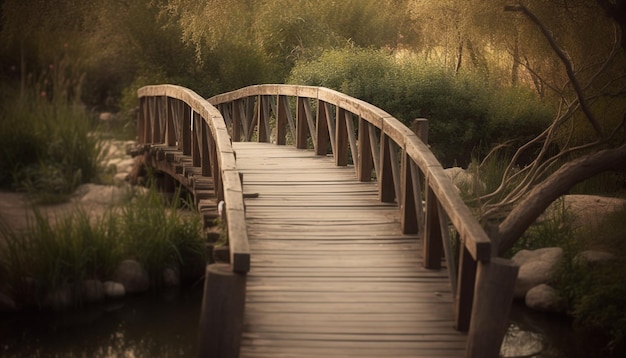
[0,186,206,302]
[0,88,103,203]
[288,47,554,167]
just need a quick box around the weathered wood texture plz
[137,85,249,273]
[234,142,466,358]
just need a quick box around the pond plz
[0,287,203,358]
[1,292,616,358]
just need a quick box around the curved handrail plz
[137,84,249,273]
[209,84,490,259]
[208,85,517,355]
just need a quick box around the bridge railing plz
[137,85,249,273]
[209,84,518,358]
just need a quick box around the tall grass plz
[0,186,206,305]
[0,88,103,204]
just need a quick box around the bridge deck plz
[234,142,466,358]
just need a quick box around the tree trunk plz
[495,144,626,255]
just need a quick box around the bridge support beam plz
[197,263,247,358]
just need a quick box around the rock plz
[116,158,135,174]
[103,281,125,299]
[574,250,616,265]
[163,267,180,287]
[0,292,17,312]
[525,284,565,313]
[113,172,128,185]
[80,279,104,303]
[99,112,115,122]
[444,167,486,194]
[114,260,150,294]
[77,184,127,205]
[512,247,563,298]
[43,285,73,311]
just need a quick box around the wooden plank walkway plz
[234,142,466,358]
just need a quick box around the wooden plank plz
[232,142,466,358]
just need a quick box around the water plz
[0,287,203,358]
[502,303,617,358]
[2,293,617,357]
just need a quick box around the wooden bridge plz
[136,84,519,358]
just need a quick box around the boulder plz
[103,281,125,299]
[574,250,616,265]
[77,184,127,205]
[0,292,17,313]
[80,279,104,303]
[116,158,135,175]
[512,247,563,298]
[114,259,150,294]
[444,167,486,194]
[525,284,565,313]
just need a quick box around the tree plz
[473,0,626,255]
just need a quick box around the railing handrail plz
[137,84,250,273]
[208,84,491,261]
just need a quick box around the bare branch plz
[496,143,626,255]
[508,1,605,137]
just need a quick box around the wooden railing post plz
[465,258,518,358]
[357,119,373,182]
[335,107,348,166]
[276,95,288,145]
[423,186,444,269]
[315,100,330,155]
[296,97,308,149]
[197,263,247,358]
[412,118,429,143]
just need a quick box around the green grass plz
[0,185,206,306]
[0,88,104,204]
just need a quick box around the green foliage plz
[0,207,121,304]
[0,87,103,203]
[116,185,205,286]
[288,48,554,166]
[0,185,206,301]
[555,205,626,350]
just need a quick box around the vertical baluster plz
[192,111,201,167]
[276,95,287,145]
[257,95,270,143]
[182,103,192,155]
[335,107,348,166]
[357,119,373,182]
[345,112,357,168]
[423,184,444,269]
[296,97,308,149]
[401,153,418,234]
[455,242,477,332]
[201,120,211,177]
[315,100,330,155]
[138,97,147,144]
[166,97,176,146]
[379,133,395,203]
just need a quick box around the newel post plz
[197,263,247,358]
[412,118,429,143]
[465,258,518,358]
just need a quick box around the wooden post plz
[465,258,518,358]
[357,118,373,182]
[379,134,395,203]
[412,118,429,144]
[423,186,443,269]
[335,107,348,166]
[182,103,192,155]
[276,95,288,145]
[296,97,308,149]
[315,100,330,155]
[197,263,247,358]
[400,152,418,234]
[455,244,477,332]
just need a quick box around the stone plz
[525,284,565,313]
[103,281,125,299]
[0,292,17,312]
[444,167,486,194]
[80,279,104,303]
[113,172,128,185]
[99,112,115,122]
[114,259,150,294]
[163,267,180,287]
[43,285,73,311]
[116,158,136,174]
[78,184,127,205]
[512,247,563,298]
[574,250,616,265]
